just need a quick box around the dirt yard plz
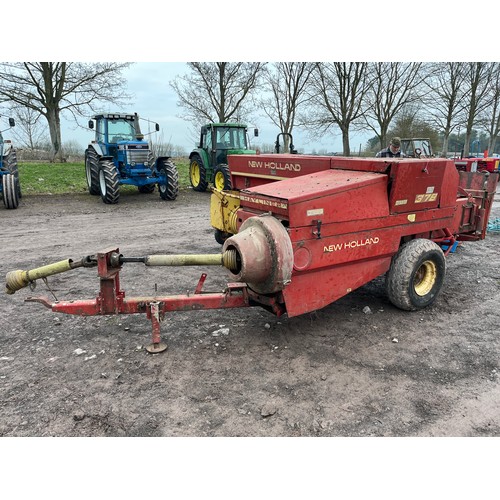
[0,186,499,438]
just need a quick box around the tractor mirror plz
[254,128,259,137]
[8,118,15,127]
[88,120,94,129]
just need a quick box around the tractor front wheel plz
[189,155,208,192]
[158,159,179,200]
[98,160,120,204]
[386,238,446,311]
[2,173,20,209]
[213,164,232,191]
[85,149,100,195]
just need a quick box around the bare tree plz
[170,62,265,127]
[423,62,468,156]
[364,62,428,150]
[7,102,49,151]
[475,63,500,154]
[0,62,131,162]
[460,62,494,156]
[304,62,370,156]
[257,62,315,152]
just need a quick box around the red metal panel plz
[239,169,389,225]
[228,154,332,190]
[282,256,392,317]
[388,159,456,213]
[291,226,401,273]
[330,156,393,173]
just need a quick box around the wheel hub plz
[414,260,437,296]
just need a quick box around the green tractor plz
[188,123,258,192]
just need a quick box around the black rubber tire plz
[5,149,21,198]
[386,238,446,311]
[189,154,208,192]
[158,159,179,200]
[213,164,232,190]
[98,160,120,204]
[85,149,100,195]
[214,229,232,245]
[138,184,155,194]
[2,173,20,209]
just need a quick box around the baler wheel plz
[2,173,20,209]
[386,239,446,311]
[214,164,232,190]
[98,160,120,204]
[158,159,179,200]
[85,149,100,195]
[189,154,208,192]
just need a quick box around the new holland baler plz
[5,156,497,354]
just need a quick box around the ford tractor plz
[188,123,258,192]
[0,117,20,209]
[85,113,179,204]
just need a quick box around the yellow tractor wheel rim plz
[190,162,200,186]
[413,260,437,296]
[214,170,226,190]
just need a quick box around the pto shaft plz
[5,258,87,295]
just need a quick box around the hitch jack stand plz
[146,301,167,353]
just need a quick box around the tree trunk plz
[46,106,64,162]
[342,129,350,156]
[440,127,451,157]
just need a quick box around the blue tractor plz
[85,112,179,204]
[0,117,20,210]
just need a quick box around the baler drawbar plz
[5,156,498,354]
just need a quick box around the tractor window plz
[215,127,247,149]
[205,129,213,150]
[107,119,135,143]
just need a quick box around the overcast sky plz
[60,62,370,155]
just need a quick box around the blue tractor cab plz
[85,112,179,204]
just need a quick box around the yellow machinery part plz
[210,189,240,234]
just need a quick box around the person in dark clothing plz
[376,137,406,158]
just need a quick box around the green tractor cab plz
[189,123,258,192]
[85,112,179,204]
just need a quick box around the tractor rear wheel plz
[98,160,120,204]
[158,159,179,200]
[85,149,100,195]
[2,173,20,209]
[386,238,446,311]
[214,164,232,190]
[189,154,208,192]
[5,149,21,198]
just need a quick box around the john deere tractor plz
[85,112,179,204]
[0,117,20,210]
[188,123,258,192]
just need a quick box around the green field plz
[18,159,191,195]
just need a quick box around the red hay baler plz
[5,156,498,354]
